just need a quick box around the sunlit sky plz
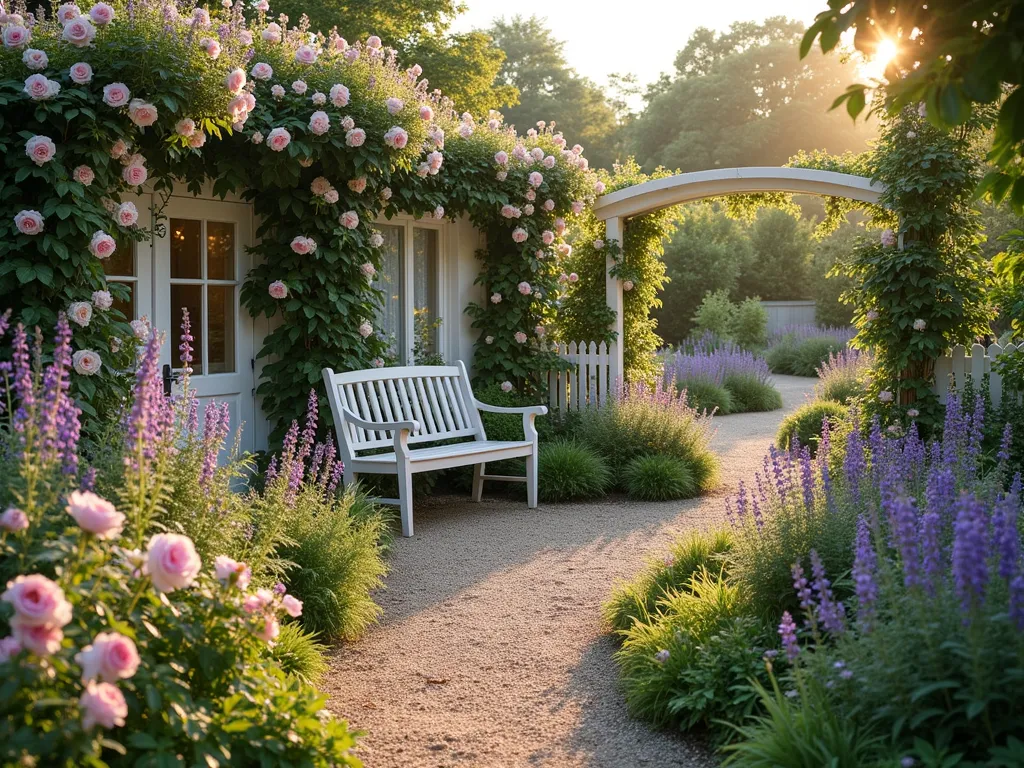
[451,0,828,91]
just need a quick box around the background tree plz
[487,16,621,169]
[736,208,815,301]
[810,220,859,326]
[628,17,876,172]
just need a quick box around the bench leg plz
[343,466,358,488]
[526,449,538,508]
[472,463,485,502]
[398,468,414,537]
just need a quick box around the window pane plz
[207,221,235,280]
[207,285,235,374]
[103,239,135,277]
[413,227,439,357]
[373,225,404,358]
[109,281,135,320]
[170,284,203,374]
[170,219,202,279]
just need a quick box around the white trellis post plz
[605,215,624,387]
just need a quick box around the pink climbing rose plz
[72,350,101,375]
[102,82,130,107]
[73,165,95,185]
[512,227,528,243]
[89,231,116,258]
[514,331,528,344]
[383,126,408,149]
[339,210,359,229]
[266,127,291,152]
[25,135,56,166]
[75,631,140,682]
[145,533,202,593]
[14,210,44,235]
[0,507,29,532]
[80,681,127,730]
[345,128,366,147]
[308,110,330,135]
[359,321,373,338]
[268,281,288,299]
[517,281,531,295]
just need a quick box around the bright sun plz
[859,37,900,81]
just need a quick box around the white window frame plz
[373,214,447,365]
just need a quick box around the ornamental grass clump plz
[814,347,872,405]
[0,316,360,766]
[624,454,696,501]
[776,400,848,456]
[537,439,613,502]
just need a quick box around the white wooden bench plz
[322,361,547,537]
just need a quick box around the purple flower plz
[888,494,920,590]
[799,446,814,512]
[810,549,845,634]
[792,562,814,613]
[919,508,943,596]
[1010,573,1024,631]
[952,492,990,620]
[998,423,1013,466]
[179,308,194,370]
[778,611,799,661]
[853,516,878,629]
[993,491,1021,583]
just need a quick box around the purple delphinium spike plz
[852,517,878,629]
[1010,573,1024,631]
[926,466,956,526]
[56,395,81,476]
[799,446,814,512]
[265,455,279,483]
[751,495,764,531]
[792,562,814,613]
[888,494,920,590]
[844,415,866,502]
[0,309,11,340]
[810,549,845,634]
[919,508,943,597]
[993,492,1021,583]
[309,442,326,485]
[952,492,990,621]
[326,460,345,494]
[125,333,165,466]
[81,466,97,491]
[179,308,194,372]
[778,611,799,661]
[998,423,1013,467]
[11,324,34,437]
[820,460,836,515]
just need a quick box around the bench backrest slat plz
[322,363,484,460]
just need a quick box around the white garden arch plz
[593,166,885,383]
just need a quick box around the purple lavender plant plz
[852,516,878,629]
[778,611,800,661]
[810,549,846,634]
[952,493,990,620]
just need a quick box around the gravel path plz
[321,375,816,768]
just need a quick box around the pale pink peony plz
[558,243,572,257]
[270,84,285,100]
[458,123,473,138]
[266,127,291,152]
[25,135,55,166]
[174,118,195,138]
[116,202,139,227]
[310,176,331,196]
[282,594,303,617]
[543,155,556,169]
[89,231,116,258]
[102,82,130,107]
[3,24,30,48]
[69,61,93,83]
[345,127,365,147]
[490,292,502,304]
[360,262,376,278]
[541,230,554,245]
[22,48,47,69]
[80,681,127,730]
[66,489,123,537]
[308,110,330,135]
[500,381,513,393]
[500,204,520,219]
[268,280,288,299]
[514,332,527,344]
[348,177,367,193]
[383,126,408,149]
[75,632,139,682]
[339,210,359,229]
[250,61,273,80]
[526,171,543,188]
[427,151,443,172]
[913,318,927,331]
[213,555,251,589]
[358,321,373,338]
[250,130,263,144]
[62,15,96,47]
[145,532,201,593]
[68,301,93,327]
[366,34,382,48]
[123,163,147,186]
[88,2,114,25]
[291,79,307,95]
[383,96,403,115]
[12,621,64,656]
[330,83,349,107]
[290,236,317,255]
[594,181,606,194]
[535,324,546,337]
[91,290,112,309]
[109,138,128,159]
[189,131,207,149]
[879,390,894,403]
[311,91,326,106]
[294,44,318,65]
[2,574,72,628]
[369,231,384,247]
[128,99,158,127]
[531,147,544,161]
[72,350,101,375]
[543,199,555,212]
[511,227,528,244]
[202,38,220,58]
[571,201,585,215]
[517,281,531,295]
[24,73,56,99]
[14,210,44,236]
[419,104,433,121]
[262,22,281,43]
[0,507,28,532]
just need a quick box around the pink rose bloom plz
[311,91,326,106]
[383,126,408,149]
[879,390,894,403]
[385,96,404,115]
[525,189,536,202]
[294,44,318,65]
[91,290,112,309]
[22,48,47,70]
[342,127,366,148]
[75,631,139,682]
[543,155,556,169]
[25,135,56,166]
[500,381,513,393]
[359,321,373,338]
[128,99,158,127]
[332,34,347,51]
[339,210,359,229]
[913,318,927,331]
[250,61,273,80]
[23,73,56,100]
[3,24,30,48]
[12,621,64,656]
[541,230,554,245]
[500,204,520,219]
[116,201,139,227]
[14,210,44,236]
[370,231,384,247]
[528,171,543,188]
[213,555,251,589]
[308,110,330,135]
[268,280,288,299]
[2,574,72,628]
[427,151,443,171]
[0,507,29,532]
[530,147,544,162]
[572,144,584,155]
[568,272,579,283]
[189,131,207,149]
[241,593,263,613]
[192,6,210,25]
[123,163,147,186]
[511,227,528,244]
[330,83,350,107]
[224,67,246,94]
[543,199,555,211]
[623,280,634,292]
[881,228,897,247]
[68,301,93,327]
[282,594,303,617]
[558,273,569,283]
[490,293,502,304]
[145,532,201,593]
[72,350,101,376]
[80,681,127,730]
[290,235,316,254]
[62,16,96,47]
[360,262,376,278]
[102,82,130,107]
[419,104,433,121]
[558,243,572,257]
[109,138,128,159]
[310,176,331,196]
[67,489,124,538]
[348,177,367,193]
[571,200,585,215]
[514,332,527,344]
[458,123,473,138]
[594,181,606,194]
[366,34,382,49]
[262,22,281,43]
[266,127,291,152]
[89,230,116,258]
[291,79,308,95]
[593,239,605,249]
[175,118,195,137]
[88,2,114,24]
[517,281,531,295]
[69,61,93,84]
[535,325,546,337]
[200,37,220,58]
[254,614,280,643]
[0,636,20,662]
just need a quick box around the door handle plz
[162,363,172,396]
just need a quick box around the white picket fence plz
[548,341,613,414]
[933,341,1021,407]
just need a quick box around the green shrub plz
[793,336,845,377]
[276,488,391,640]
[764,336,801,375]
[724,373,783,412]
[678,377,734,414]
[574,380,719,493]
[776,401,848,456]
[729,297,768,350]
[269,623,329,685]
[475,381,556,442]
[615,569,773,744]
[624,454,696,501]
[537,439,613,502]
[691,289,736,339]
[604,528,734,633]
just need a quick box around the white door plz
[153,196,256,454]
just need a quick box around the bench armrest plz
[473,401,548,416]
[342,407,420,435]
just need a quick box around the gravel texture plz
[321,375,816,768]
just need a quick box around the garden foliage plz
[763,324,854,377]
[663,335,781,415]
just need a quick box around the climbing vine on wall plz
[0,0,598,443]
